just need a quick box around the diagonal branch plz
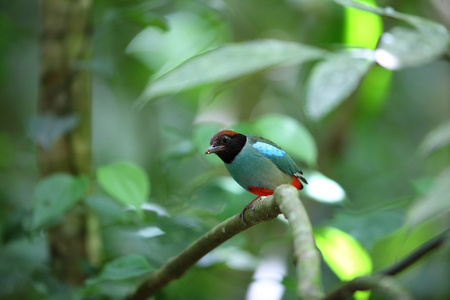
[127,184,322,300]
[323,275,412,300]
[380,229,448,276]
[127,191,281,300]
[323,229,449,300]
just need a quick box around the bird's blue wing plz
[247,135,302,177]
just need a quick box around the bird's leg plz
[239,196,262,223]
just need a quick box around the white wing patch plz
[252,141,285,157]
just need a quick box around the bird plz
[205,130,307,222]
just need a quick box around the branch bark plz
[275,185,324,300]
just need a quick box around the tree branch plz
[128,184,322,300]
[381,229,448,276]
[127,191,281,300]
[275,185,324,300]
[323,276,412,300]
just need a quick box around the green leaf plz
[304,171,346,203]
[315,227,372,281]
[32,174,89,229]
[375,26,449,70]
[344,0,383,49]
[334,0,450,70]
[88,254,153,284]
[97,162,150,210]
[407,167,450,228]
[305,51,373,120]
[135,39,325,106]
[235,114,317,166]
[418,120,450,156]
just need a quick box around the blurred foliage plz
[1,0,449,299]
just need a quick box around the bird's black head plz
[205,130,246,164]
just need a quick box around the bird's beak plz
[205,145,224,154]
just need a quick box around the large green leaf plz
[87,254,154,284]
[97,162,150,210]
[32,174,89,229]
[305,51,373,120]
[135,39,325,106]
[334,0,450,70]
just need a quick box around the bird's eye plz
[222,135,231,144]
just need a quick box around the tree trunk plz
[39,0,92,285]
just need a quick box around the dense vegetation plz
[1,0,449,299]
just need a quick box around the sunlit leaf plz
[407,167,450,228]
[306,51,373,120]
[141,203,170,217]
[136,226,165,238]
[97,162,150,210]
[198,246,257,270]
[304,171,346,203]
[375,26,449,70]
[418,120,450,156]
[87,254,154,284]
[235,114,317,166]
[32,174,89,229]
[315,227,372,281]
[135,39,325,106]
[344,0,383,49]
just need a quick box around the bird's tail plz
[295,172,308,185]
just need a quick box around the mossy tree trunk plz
[39,0,92,285]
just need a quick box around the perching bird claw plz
[239,196,262,224]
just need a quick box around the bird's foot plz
[239,196,262,224]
